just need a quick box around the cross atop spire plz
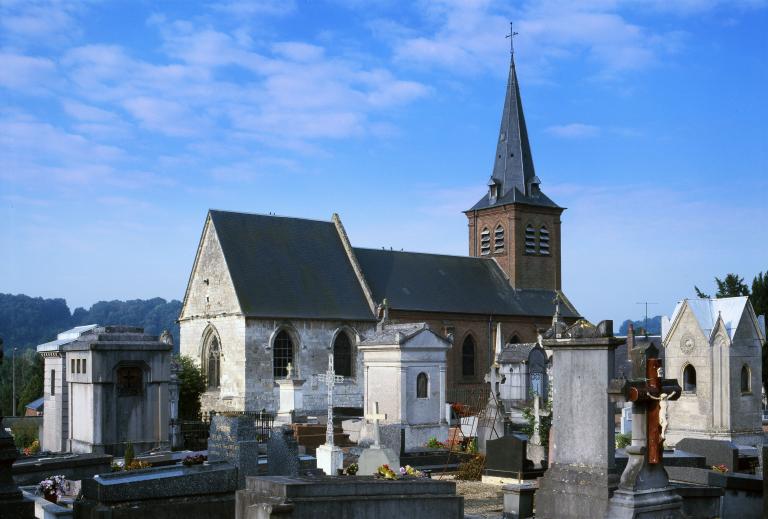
[506,22,518,56]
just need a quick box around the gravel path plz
[435,474,504,518]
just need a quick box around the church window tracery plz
[333,331,353,378]
[494,225,505,252]
[273,330,294,379]
[539,226,550,255]
[202,327,222,390]
[525,225,536,254]
[683,364,697,393]
[417,372,428,398]
[740,365,751,393]
[480,228,491,255]
[462,335,476,378]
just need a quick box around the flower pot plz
[43,491,58,504]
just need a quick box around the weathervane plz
[506,21,518,56]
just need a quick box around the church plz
[178,51,580,414]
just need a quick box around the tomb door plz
[114,364,147,453]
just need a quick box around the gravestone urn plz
[535,319,623,519]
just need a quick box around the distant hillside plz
[0,294,182,352]
[619,315,663,336]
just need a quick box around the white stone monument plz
[358,322,451,450]
[315,353,344,475]
[275,363,306,424]
[357,401,400,475]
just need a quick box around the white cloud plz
[0,52,57,91]
[545,123,601,139]
[208,0,297,17]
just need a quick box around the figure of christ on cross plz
[316,352,344,446]
[627,357,681,464]
[366,402,387,449]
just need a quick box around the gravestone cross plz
[366,401,387,448]
[626,356,681,464]
[316,352,344,445]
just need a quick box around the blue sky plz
[1,0,766,325]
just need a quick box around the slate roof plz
[498,343,538,363]
[37,324,98,352]
[25,397,44,412]
[667,297,750,341]
[353,247,579,318]
[467,52,560,212]
[209,210,375,321]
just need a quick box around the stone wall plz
[41,353,68,452]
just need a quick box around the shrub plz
[615,433,632,449]
[455,454,485,481]
[124,442,135,466]
[10,420,38,450]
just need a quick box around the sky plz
[1,0,766,325]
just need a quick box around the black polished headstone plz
[484,433,543,479]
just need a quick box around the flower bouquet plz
[375,464,426,480]
[711,464,729,474]
[182,454,207,466]
[38,475,66,503]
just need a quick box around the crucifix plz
[626,356,681,464]
[506,21,519,55]
[366,401,387,449]
[316,352,345,446]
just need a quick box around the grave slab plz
[236,475,464,519]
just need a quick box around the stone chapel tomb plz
[358,322,451,450]
[36,325,172,456]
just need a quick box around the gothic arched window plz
[494,225,505,252]
[333,332,352,377]
[539,226,550,255]
[462,336,476,377]
[683,364,697,393]
[273,330,294,379]
[525,225,537,254]
[206,336,221,389]
[417,372,428,399]
[741,365,751,393]
[480,228,491,255]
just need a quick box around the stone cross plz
[626,357,681,464]
[530,394,542,445]
[315,352,344,445]
[366,401,387,449]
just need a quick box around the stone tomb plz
[358,322,451,450]
[236,475,464,519]
[208,414,261,488]
[74,461,238,519]
[357,402,400,476]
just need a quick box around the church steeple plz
[467,35,558,211]
[492,50,536,199]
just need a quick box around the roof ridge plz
[209,209,333,224]
[352,247,497,261]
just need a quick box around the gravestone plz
[266,426,300,477]
[0,337,35,518]
[208,414,260,489]
[674,438,739,472]
[607,351,684,518]
[483,433,543,482]
[314,353,344,475]
[358,402,400,475]
[526,394,547,468]
[276,363,305,424]
[536,318,623,519]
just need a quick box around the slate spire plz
[492,49,536,198]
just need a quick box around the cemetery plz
[2,296,765,519]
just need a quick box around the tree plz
[177,355,206,420]
[715,274,750,298]
[694,286,710,299]
[16,350,43,416]
[751,271,768,318]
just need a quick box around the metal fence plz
[171,410,275,451]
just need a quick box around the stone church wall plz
[242,318,376,414]
[180,314,247,413]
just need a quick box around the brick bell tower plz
[465,47,564,291]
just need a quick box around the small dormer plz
[527,175,542,197]
[488,177,501,203]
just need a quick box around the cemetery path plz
[435,475,504,518]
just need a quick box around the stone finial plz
[285,362,294,380]
[160,329,174,346]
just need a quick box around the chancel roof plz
[209,210,375,321]
[354,247,579,318]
